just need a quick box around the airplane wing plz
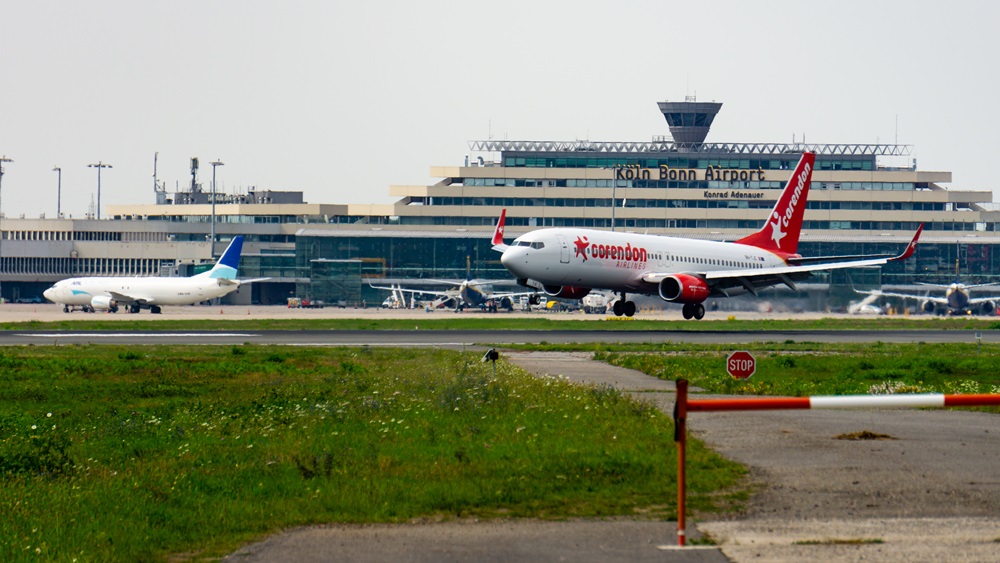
[367,282,457,299]
[641,225,923,297]
[225,277,271,285]
[488,290,538,300]
[853,287,947,305]
[107,291,147,305]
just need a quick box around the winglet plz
[735,152,815,255]
[892,223,923,261]
[491,209,508,252]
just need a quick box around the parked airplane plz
[847,292,884,315]
[368,276,536,312]
[852,260,999,316]
[43,236,263,314]
[491,152,923,319]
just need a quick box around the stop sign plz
[727,351,756,379]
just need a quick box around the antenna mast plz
[153,152,167,204]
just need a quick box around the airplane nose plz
[43,288,55,302]
[500,248,526,277]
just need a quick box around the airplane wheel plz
[63,305,69,313]
[682,303,693,320]
[151,305,162,314]
[693,303,705,320]
[624,301,636,317]
[612,300,624,317]
[130,304,140,314]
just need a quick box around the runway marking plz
[286,342,482,347]
[23,333,257,338]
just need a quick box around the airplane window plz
[531,242,545,249]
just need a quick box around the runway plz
[5,304,998,561]
[1,328,992,347]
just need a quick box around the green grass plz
[4,314,1000,332]
[794,538,884,545]
[597,342,1000,399]
[0,345,744,561]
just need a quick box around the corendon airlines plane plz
[491,152,923,319]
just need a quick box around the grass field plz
[596,342,1000,398]
[0,345,744,561]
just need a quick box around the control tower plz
[657,97,722,145]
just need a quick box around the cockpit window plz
[531,242,544,249]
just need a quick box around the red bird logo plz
[574,236,590,261]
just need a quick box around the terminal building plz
[3,98,1000,311]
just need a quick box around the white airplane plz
[368,276,537,312]
[43,236,264,314]
[491,152,923,319]
[853,260,1000,316]
[847,292,884,315]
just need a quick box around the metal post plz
[674,378,688,547]
[52,166,61,218]
[210,160,224,257]
[0,156,12,302]
[88,161,112,220]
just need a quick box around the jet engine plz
[921,300,940,315]
[979,301,995,316]
[541,285,592,300]
[91,295,119,312]
[658,274,710,303]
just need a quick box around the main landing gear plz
[682,302,705,320]
[611,293,636,317]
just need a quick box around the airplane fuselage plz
[945,284,970,312]
[500,227,786,295]
[43,276,237,307]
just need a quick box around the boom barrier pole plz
[674,378,688,547]
[687,393,1000,412]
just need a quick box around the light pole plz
[611,176,616,232]
[52,166,61,218]
[210,159,224,256]
[0,156,12,301]
[87,161,112,220]
[605,166,618,232]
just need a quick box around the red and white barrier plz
[671,379,1000,548]
[687,393,1000,412]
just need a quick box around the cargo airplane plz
[491,152,923,319]
[43,236,264,314]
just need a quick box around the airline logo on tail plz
[735,152,815,255]
[769,160,811,249]
[491,209,507,246]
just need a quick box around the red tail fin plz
[735,152,815,254]
[491,209,507,247]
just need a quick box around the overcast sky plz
[0,1,996,219]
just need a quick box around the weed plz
[795,538,884,545]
